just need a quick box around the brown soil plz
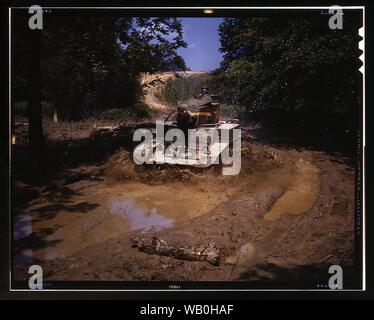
[141,71,206,110]
[12,118,357,288]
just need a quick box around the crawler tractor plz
[139,87,240,167]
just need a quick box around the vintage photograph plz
[10,7,364,290]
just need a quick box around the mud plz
[264,159,321,221]
[12,123,356,286]
[14,179,240,262]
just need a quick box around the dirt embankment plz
[141,71,206,110]
[13,123,356,286]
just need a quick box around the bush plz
[215,17,361,137]
[14,101,55,118]
[103,103,152,121]
[41,101,54,118]
[219,104,247,119]
[155,74,210,105]
[14,101,27,117]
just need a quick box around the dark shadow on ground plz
[240,120,357,166]
[235,262,360,289]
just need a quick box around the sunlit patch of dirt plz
[264,159,321,221]
[141,71,207,110]
[13,129,355,286]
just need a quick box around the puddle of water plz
[13,181,230,265]
[225,243,256,265]
[264,159,321,221]
[14,210,31,241]
[105,198,175,233]
[14,249,33,266]
[13,159,318,267]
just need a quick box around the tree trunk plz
[53,108,58,123]
[131,235,220,266]
[27,29,43,166]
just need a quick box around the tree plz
[27,28,43,164]
[14,14,187,122]
[13,11,44,163]
[39,16,187,120]
[215,15,362,136]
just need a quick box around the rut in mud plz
[13,126,356,285]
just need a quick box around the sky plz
[177,18,224,72]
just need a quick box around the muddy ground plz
[12,116,358,288]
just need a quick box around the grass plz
[15,101,154,122]
[102,103,155,121]
[14,101,55,118]
[219,104,247,119]
[155,74,209,105]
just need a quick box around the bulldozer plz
[175,86,220,129]
[157,86,239,167]
[133,86,240,168]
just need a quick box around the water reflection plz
[13,195,176,267]
[14,210,31,241]
[14,249,33,265]
[13,210,34,266]
[105,198,175,233]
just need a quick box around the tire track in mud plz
[13,147,355,284]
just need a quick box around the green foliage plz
[13,15,187,121]
[14,101,28,117]
[215,16,362,134]
[15,101,54,118]
[103,103,152,120]
[41,101,55,118]
[155,74,210,105]
[158,56,187,72]
[219,104,247,118]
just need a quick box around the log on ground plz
[131,235,220,266]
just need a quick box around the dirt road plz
[12,120,357,287]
